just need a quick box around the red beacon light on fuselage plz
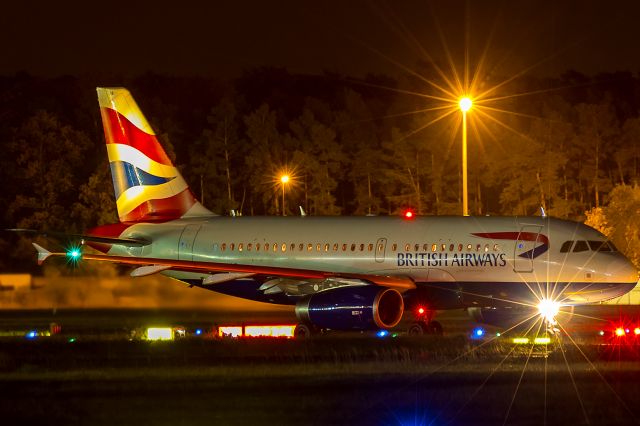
[403,210,415,219]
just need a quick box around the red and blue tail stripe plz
[97,87,211,223]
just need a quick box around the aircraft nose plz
[605,255,639,284]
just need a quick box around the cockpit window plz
[572,241,589,252]
[588,241,612,252]
[560,241,574,253]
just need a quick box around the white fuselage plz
[105,215,638,308]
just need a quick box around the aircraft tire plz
[294,323,316,339]
[427,320,444,336]
[407,321,428,335]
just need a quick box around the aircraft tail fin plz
[96,87,213,223]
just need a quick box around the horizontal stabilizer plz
[130,265,172,277]
[32,243,52,266]
[7,229,150,247]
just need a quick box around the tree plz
[5,110,92,269]
[585,184,640,268]
[289,108,344,215]
[7,110,92,231]
[188,98,242,214]
[573,104,618,208]
[243,104,284,215]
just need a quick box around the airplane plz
[23,87,639,337]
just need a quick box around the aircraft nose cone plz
[605,255,639,284]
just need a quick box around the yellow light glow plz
[534,337,551,345]
[280,175,290,184]
[512,337,529,344]
[147,327,173,341]
[615,327,626,337]
[537,299,561,323]
[459,97,472,112]
[244,325,295,338]
[218,326,243,337]
[634,328,640,335]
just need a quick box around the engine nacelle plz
[295,286,404,331]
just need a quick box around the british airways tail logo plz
[472,232,549,259]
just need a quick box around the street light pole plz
[462,109,468,216]
[280,175,289,216]
[459,97,472,216]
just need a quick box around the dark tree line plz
[1,67,640,270]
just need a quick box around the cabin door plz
[513,225,543,273]
[179,224,201,261]
[375,238,387,263]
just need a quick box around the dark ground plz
[0,309,639,425]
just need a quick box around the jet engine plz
[295,286,404,331]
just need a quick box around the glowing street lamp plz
[459,97,472,216]
[280,174,290,216]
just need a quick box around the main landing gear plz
[407,320,443,336]
[294,323,318,339]
[407,307,443,336]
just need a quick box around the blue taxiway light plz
[471,327,485,339]
[377,330,389,338]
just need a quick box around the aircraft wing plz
[32,243,415,291]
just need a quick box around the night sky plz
[2,0,640,79]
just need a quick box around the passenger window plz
[256,243,260,252]
[359,244,364,251]
[404,244,410,251]
[308,243,313,252]
[265,243,269,251]
[351,243,356,251]
[213,243,218,251]
[493,244,499,251]
[449,244,454,252]
[221,243,226,251]
[377,243,384,252]
[560,241,573,253]
[588,241,611,252]
[324,243,330,252]
[573,241,589,252]
[441,244,446,252]
[247,243,252,251]
[458,243,463,252]
[282,243,287,252]
[476,244,481,252]
[342,243,347,251]
[484,244,489,252]
[431,244,437,252]
[369,243,375,252]
[414,244,420,252]
[273,243,278,252]
[391,243,397,251]
[291,243,296,251]
[230,243,235,251]
[316,243,321,252]
[467,244,472,251]
[422,243,429,251]
[299,243,304,251]
[333,243,338,251]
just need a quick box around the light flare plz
[459,97,472,112]
[537,298,561,324]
